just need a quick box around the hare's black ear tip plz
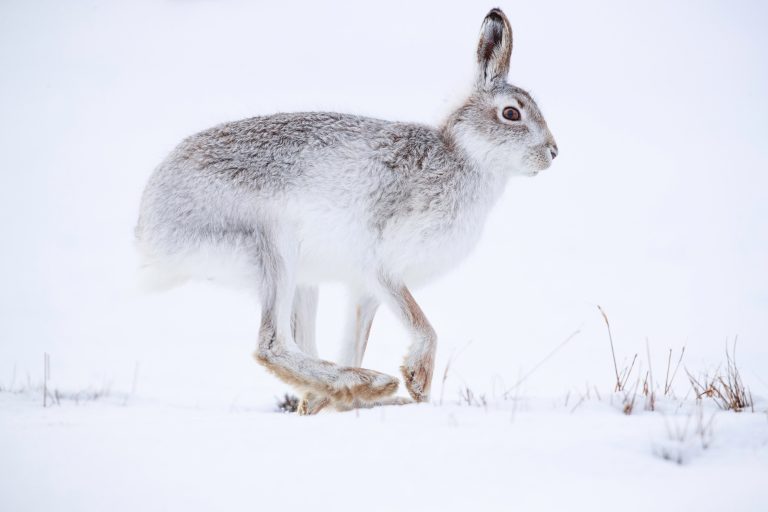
[486,8,506,21]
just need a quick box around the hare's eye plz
[502,106,521,121]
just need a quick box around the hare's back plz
[136,112,392,266]
[169,112,388,189]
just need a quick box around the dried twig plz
[597,306,623,391]
[43,353,50,408]
[503,330,580,397]
[438,341,473,406]
[664,346,686,395]
[644,338,656,411]
[618,353,638,391]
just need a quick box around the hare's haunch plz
[136,8,557,413]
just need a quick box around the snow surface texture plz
[1,1,767,511]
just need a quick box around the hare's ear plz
[476,8,512,90]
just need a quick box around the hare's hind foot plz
[334,395,414,412]
[256,349,398,406]
[297,393,413,415]
[324,366,399,403]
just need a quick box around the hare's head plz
[445,9,557,177]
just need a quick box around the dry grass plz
[686,341,754,412]
[438,342,474,406]
[598,305,638,392]
[3,383,114,405]
[0,354,116,406]
[597,318,754,417]
[593,306,759,419]
[621,379,640,415]
[642,373,655,412]
[597,304,642,416]
[276,393,300,413]
[642,339,655,411]
[594,306,757,419]
[458,385,487,409]
[664,346,685,396]
[49,388,113,405]
[43,352,50,407]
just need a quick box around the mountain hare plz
[136,8,557,414]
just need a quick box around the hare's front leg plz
[377,277,437,402]
[291,286,331,415]
[338,295,379,368]
[296,291,382,414]
[292,285,319,357]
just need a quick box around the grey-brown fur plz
[135,8,557,412]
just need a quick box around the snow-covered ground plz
[1,1,767,510]
[1,391,766,511]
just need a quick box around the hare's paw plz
[327,367,399,403]
[297,392,330,416]
[400,357,434,402]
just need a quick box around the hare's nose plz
[549,145,558,160]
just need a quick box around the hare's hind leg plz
[253,234,399,406]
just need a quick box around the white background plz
[1,0,766,412]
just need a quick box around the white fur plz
[135,8,557,408]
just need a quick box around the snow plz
[1,0,767,510]
[1,392,766,511]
